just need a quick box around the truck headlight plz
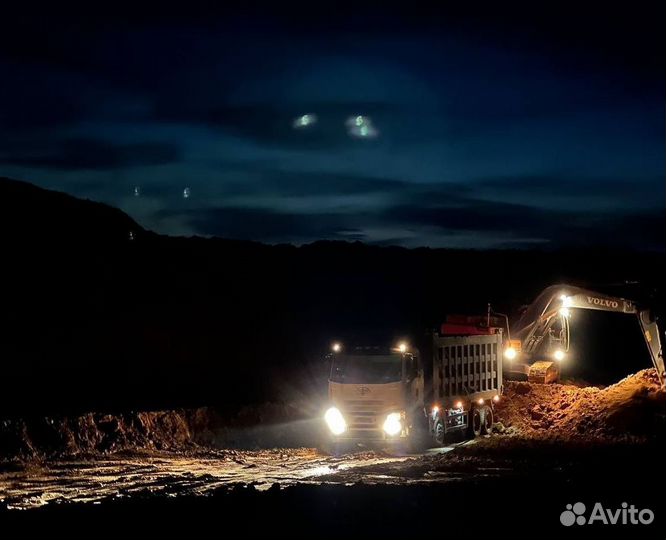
[324,407,347,435]
[383,412,402,436]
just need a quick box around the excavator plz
[502,284,665,384]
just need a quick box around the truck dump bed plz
[432,333,503,405]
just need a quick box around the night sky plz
[1,3,664,249]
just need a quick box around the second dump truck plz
[324,318,504,449]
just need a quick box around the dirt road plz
[0,445,470,510]
[1,439,663,539]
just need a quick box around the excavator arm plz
[506,285,665,384]
[638,310,664,382]
[562,287,664,382]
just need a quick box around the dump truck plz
[428,316,503,444]
[323,343,426,450]
[323,319,503,449]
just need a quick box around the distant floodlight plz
[183,187,191,199]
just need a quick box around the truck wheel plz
[407,414,431,453]
[469,407,482,438]
[433,419,445,446]
[481,405,494,435]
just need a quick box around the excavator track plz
[527,361,560,384]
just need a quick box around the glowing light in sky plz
[346,115,379,139]
[345,115,368,128]
[183,187,191,199]
[348,123,379,139]
[292,113,318,129]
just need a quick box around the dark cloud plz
[154,184,664,250]
[388,199,556,233]
[472,175,663,208]
[385,199,665,250]
[111,160,665,251]
[212,167,418,197]
[1,138,180,171]
[159,207,359,243]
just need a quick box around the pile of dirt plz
[495,369,665,441]
[0,409,210,460]
[0,401,318,461]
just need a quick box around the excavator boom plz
[565,290,637,314]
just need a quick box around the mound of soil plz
[0,410,208,460]
[0,401,319,461]
[495,369,665,441]
[5,370,662,459]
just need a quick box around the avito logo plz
[560,502,654,526]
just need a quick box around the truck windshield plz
[330,355,402,384]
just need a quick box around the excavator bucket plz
[528,361,560,384]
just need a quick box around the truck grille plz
[342,400,385,432]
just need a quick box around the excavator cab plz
[503,287,571,382]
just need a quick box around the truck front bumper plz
[330,429,407,444]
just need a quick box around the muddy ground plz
[1,371,664,538]
[1,440,663,538]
